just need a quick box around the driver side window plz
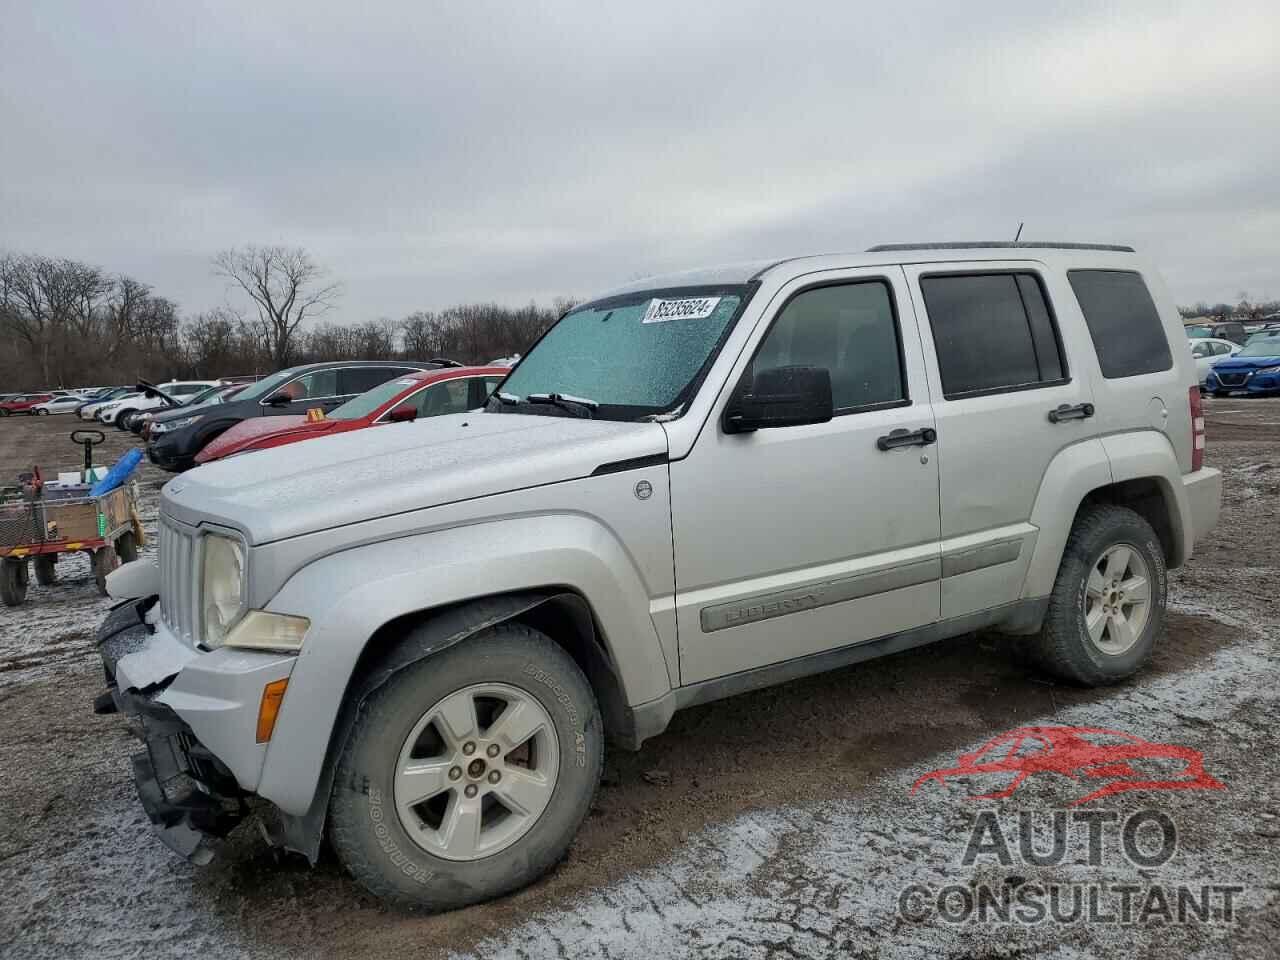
[754,280,907,412]
[413,379,472,417]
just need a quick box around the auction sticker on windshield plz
[642,296,722,324]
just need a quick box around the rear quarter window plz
[1067,270,1173,378]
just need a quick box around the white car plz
[1188,337,1240,384]
[78,388,134,420]
[30,394,87,415]
[96,381,221,428]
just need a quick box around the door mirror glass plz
[387,404,418,423]
[723,365,833,433]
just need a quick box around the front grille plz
[158,517,199,646]
[1215,372,1249,387]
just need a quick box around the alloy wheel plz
[1083,543,1152,655]
[394,682,559,862]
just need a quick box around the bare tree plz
[213,245,341,368]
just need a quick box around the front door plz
[671,269,942,684]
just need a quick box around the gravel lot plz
[1,401,1277,959]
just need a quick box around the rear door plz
[902,262,1098,618]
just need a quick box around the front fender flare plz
[260,590,567,862]
[255,514,673,819]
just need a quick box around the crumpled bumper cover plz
[96,597,246,864]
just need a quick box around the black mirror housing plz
[723,365,834,433]
[265,393,292,407]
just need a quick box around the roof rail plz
[866,241,1136,253]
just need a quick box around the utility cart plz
[0,432,146,605]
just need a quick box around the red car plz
[195,366,508,464]
[0,393,54,416]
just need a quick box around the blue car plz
[1205,333,1280,397]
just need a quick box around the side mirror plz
[265,393,292,407]
[387,404,418,423]
[723,365,834,434]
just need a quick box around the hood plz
[195,415,316,462]
[1214,354,1280,369]
[162,412,669,543]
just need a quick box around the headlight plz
[152,414,202,435]
[201,533,246,648]
[1257,365,1280,375]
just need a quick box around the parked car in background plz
[31,394,89,415]
[1183,320,1246,344]
[1204,332,1280,396]
[146,360,445,471]
[77,387,135,419]
[195,366,507,464]
[1188,338,1241,385]
[137,383,248,437]
[0,393,54,416]
[98,380,221,429]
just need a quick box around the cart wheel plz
[115,531,138,564]
[93,548,118,596]
[93,532,137,595]
[1,560,29,606]
[34,554,57,585]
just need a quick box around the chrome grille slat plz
[158,516,198,645]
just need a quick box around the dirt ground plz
[1,402,1277,959]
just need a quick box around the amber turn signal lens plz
[256,678,290,743]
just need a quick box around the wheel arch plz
[1021,433,1188,603]
[264,589,630,863]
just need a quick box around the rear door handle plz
[1048,402,1095,423]
[876,427,937,451]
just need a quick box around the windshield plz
[493,286,748,420]
[183,385,224,406]
[329,376,423,420]
[230,368,299,402]
[1239,337,1280,357]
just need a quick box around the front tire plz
[328,623,603,911]
[1028,504,1167,686]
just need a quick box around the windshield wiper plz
[526,392,598,418]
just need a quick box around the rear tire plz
[34,554,57,585]
[328,622,603,911]
[1,560,29,606]
[1027,504,1167,686]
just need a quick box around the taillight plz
[1189,385,1205,471]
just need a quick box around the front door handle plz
[1048,402,1095,423]
[876,427,937,451]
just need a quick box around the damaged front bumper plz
[95,597,293,864]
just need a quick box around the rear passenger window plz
[753,280,906,412]
[1067,270,1172,378]
[340,367,404,395]
[919,273,1067,399]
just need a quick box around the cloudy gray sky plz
[2,0,1277,322]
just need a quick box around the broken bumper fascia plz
[95,596,292,864]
